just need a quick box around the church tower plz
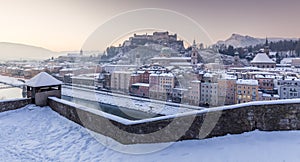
[234,51,240,66]
[264,37,270,56]
[135,53,141,67]
[191,40,198,66]
[80,49,83,56]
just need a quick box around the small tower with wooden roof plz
[25,72,63,106]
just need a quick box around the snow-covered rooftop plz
[151,57,191,60]
[169,62,192,66]
[262,93,271,97]
[203,73,213,78]
[71,76,95,80]
[229,66,260,71]
[149,73,174,77]
[236,79,258,86]
[255,74,275,79]
[159,73,174,77]
[281,58,294,64]
[251,53,275,64]
[25,72,63,87]
[131,83,150,87]
[221,74,237,80]
[191,80,201,83]
[59,68,81,72]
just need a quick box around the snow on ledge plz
[49,97,134,125]
[49,97,300,126]
[0,98,28,103]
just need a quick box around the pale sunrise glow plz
[0,0,299,52]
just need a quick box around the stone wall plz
[48,97,300,144]
[35,90,61,106]
[0,98,31,113]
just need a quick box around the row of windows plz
[237,86,256,89]
[278,82,299,86]
[259,83,274,87]
[282,92,298,97]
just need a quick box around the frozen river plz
[62,95,162,120]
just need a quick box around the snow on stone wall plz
[0,98,31,113]
[48,97,300,144]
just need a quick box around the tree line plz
[219,39,300,58]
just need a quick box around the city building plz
[259,92,280,101]
[218,75,237,105]
[172,88,189,103]
[278,78,300,99]
[130,83,150,98]
[110,71,132,93]
[254,75,275,90]
[200,82,218,106]
[59,68,95,76]
[188,80,201,106]
[291,58,300,67]
[250,53,276,68]
[150,56,191,67]
[149,72,175,101]
[102,65,137,73]
[97,72,111,89]
[235,79,259,104]
[71,76,95,86]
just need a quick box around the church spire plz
[264,37,270,56]
[80,49,83,56]
[191,39,198,66]
[265,37,269,46]
[192,39,196,48]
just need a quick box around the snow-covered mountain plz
[216,33,298,48]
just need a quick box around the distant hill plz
[216,33,298,48]
[0,42,60,60]
[109,44,166,65]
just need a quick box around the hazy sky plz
[0,0,299,51]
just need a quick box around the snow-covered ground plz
[1,105,300,161]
